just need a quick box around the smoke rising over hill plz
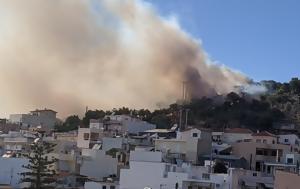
[0,0,248,117]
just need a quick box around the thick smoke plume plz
[0,0,248,117]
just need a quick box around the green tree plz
[65,115,80,127]
[114,107,131,115]
[278,83,290,94]
[137,109,152,121]
[290,77,300,94]
[55,115,81,132]
[82,110,105,127]
[20,139,57,189]
[150,114,171,129]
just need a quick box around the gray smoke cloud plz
[0,0,248,117]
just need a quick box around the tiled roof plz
[224,128,253,134]
[252,131,276,137]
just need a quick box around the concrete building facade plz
[9,109,57,129]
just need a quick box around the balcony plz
[255,155,278,162]
[4,137,28,143]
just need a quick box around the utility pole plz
[179,109,183,131]
[179,81,189,131]
[185,109,189,129]
[180,81,186,131]
[182,81,186,103]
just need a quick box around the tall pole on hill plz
[180,81,188,131]
[185,109,189,129]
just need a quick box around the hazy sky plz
[147,0,300,82]
[0,0,298,118]
[0,0,249,117]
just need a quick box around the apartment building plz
[222,128,253,144]
[120,149,231,189]
[155,128,212,164]
[104,115,156,135]
[9,109,57,129]
[232,140,291,172]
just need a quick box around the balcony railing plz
[4,137,28,143]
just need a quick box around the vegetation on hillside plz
[262,77,300,123]
[55,78,300,132]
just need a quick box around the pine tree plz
[20,139,58,189]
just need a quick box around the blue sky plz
[147,0,300,82]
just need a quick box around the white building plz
[105,115,156,135]
[77,127,101,149]
[79,149,118,181]
[222,128,253,144]
[155,128,212,164]
[233,169,274,189]
[85,181,119,189]
[9,109,57,129]
[252,131,278,144]
[0,158,29,188]
[102,137,127,152]
[90,119,104,130]
[278,134,300,145]
[0,131,35,154]
[119,149,231,189]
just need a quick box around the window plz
[253,172,257,177]
[166,165,171,172]
[102,186,106,189]
[256,139,261,143]
[83,133,90,140]
[192,133,198,138]
[110,186,115,189]
[256,148,263,155]
[271,150,277,156]
[263,139,267,144]
[172,166,176,172]
[284,139,289,143]
[287,158,293,164]
[90,132,99,141]
[202,173,210,180]
[255,162,261,172]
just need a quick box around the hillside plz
[56,78,300,132]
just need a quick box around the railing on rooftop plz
[3,137,28,143]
